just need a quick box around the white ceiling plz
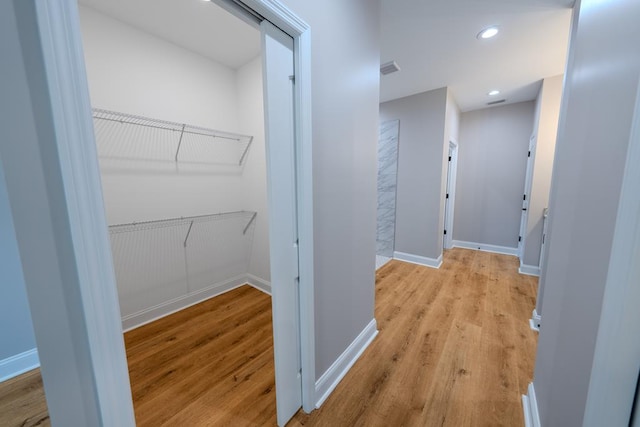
[79,0,572,111]
[380,0,574,111]
[78,0,260,69]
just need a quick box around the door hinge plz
[444,230,447,235]
[528,151,531,158]
[518,236,522,242]
[289,75,295,82]
[448,156,452,161]
[446,193,449,199]
[523,194,527,201]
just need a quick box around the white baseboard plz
[519,263,541,276]
[122,274,250,332]
[315,318,378,408]
[522,382,541,427]
[0,348,40,383]
[393,251,442,269]
[530,309,542,332]
[452,240,519,256]
[246,274,272,295]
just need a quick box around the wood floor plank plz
[0,248,538,427]
[0,369,50,427]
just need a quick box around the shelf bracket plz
[243,212,257,235]
[184,220,194,247]
[174,124,186,162]
[239,136,253,166]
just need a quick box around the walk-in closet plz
[78,0,279,423]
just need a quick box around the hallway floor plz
[0,248,538,427]
[291,248,538,426]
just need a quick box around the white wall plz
[379,87,449,262]
[0,162,38,378]
[522,75,563,271]
[79,6,246,225]
[531,0,640,425]
[78,6,271,322]
[237,55,270,282]
[279,0,380,379]
[455,101,535,249]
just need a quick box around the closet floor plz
[0,248,538,427]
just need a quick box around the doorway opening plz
[0,0,314,426]
[78,0,303,425]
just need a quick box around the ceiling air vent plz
[487,99,506,106]
[380,61,401,75]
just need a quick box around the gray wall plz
[280,0,380,379]
[532,0,640,425]
[379,88,448,261]
[523,75,564,269]
[0,162,37,364]
[455,101,535,248]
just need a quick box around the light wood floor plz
[0,248,538,427]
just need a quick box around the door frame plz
[443,140,458,250]
[3,0,315,425]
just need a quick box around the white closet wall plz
[78,5,270,325]
[237,56,270,283]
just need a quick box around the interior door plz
[518,135,536,258]
[444,145,453,249]
[261,20,302,426]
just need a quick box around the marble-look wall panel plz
[377,120,399,257]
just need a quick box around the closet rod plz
[109,210,256,231]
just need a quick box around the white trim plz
[2,1,136,425]
[314,319,378,408]
[530,309,542,332]
[519,263,541,277]
[452,240,519,256]
[522,382,541,427]
[122,275,248,332]
[246,273,272,295]
[0,349,40,383]
[393,251,443,269]
[239,0,316,413]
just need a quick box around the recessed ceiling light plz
[477,27,499,40]
[488,90,501,96]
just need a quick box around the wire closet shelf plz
[92,108,254,166]
[108,211,258,319]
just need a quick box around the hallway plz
[292,248,538,426]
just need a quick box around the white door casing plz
[261,19,302,426]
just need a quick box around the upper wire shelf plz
[92,109,253,167]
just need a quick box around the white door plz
[443,141,458,250]
[518,135,536,258]
[261,20,302,426]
